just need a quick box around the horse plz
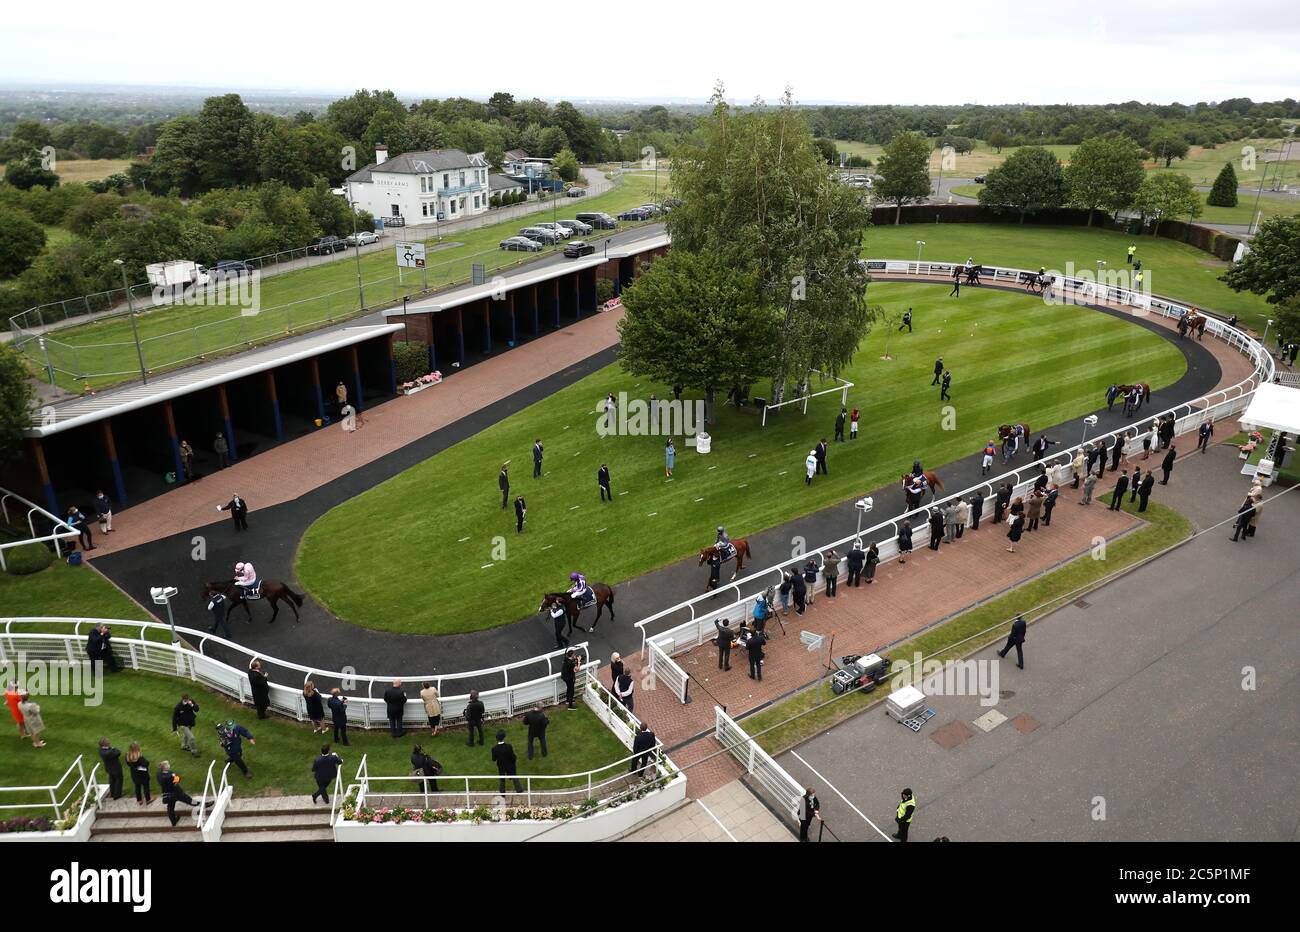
[204,579,304,624]
[540,583,616,634]
[699,538,753,582]
[1117,383,1152,405]
[998,423,1032,460]
[900,471,945,501]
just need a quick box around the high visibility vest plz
[1127,246,1136,255]
[897,797,915,822]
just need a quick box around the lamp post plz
[115,259,148,385]
[854,496,873,539]
[915,240,925,263]
[346,181,365,310]
[150,585,180,645]
[1081,413,1099,446]
[1263,319,1273,350]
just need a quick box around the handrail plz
[74,761,102,828]
[0,485,81,572]
[0,753,86,819]
[634,259,1274,655]
[195,760,217,826]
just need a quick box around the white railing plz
[761,369,855,426]
[0,486,80,573]
[635,261,1275,684]
[715,705,802,819]
[0,618,591,730]
[648,640,689,703]
[200,763,234,843]
[0,753,88,822]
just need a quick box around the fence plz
[761,368,854,426]
[715,705,802,819]
[636,261,1275,695]
[0,617,591,730]
[0,486,81,573]
[0,754,91,824]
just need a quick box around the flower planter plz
[401,372,443,396]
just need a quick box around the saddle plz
[574,587,594,609]
[240,581,262,600]
[718,543,736,561]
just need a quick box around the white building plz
[345,145,491,225]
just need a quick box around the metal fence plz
[0,486,81,573]
[715,705,802,819]
[636,262,1275,693]
[0,617,591,730]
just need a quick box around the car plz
[208,259,255,280]
[563,241,596,258]
[519,227,562,245]
[533,222,572,238]
[557,219,594,235]
[973,175,986,184]
[345,231,379,246]
[638,203,663,216]
[618,208,651,221]
[576,212,618,230]
[500,236,543,252]
[566,187,587,197]
[307,235,345,255]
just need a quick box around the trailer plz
[146,260,209,290]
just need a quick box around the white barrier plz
[0,617,592,730]
[636,261,1274,692]
[715,705,802,819]
[0,486,80,573]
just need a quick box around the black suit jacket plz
[492,742,518,772]
[499,470,509,491]
[1008,617,1027,645]
[597,466,610,487]
[514,498,526,518]
[382,687,407,717]
[815,443,827,462]
[1162,450,1176,470]
[532,443,543,463]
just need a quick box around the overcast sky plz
[4,0,1297,105]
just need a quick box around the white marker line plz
[573,451,582,456]
[694,798,738,842]
[457,536,471,542]
[480,563,494,569]
[647,512,657,517]
[737,483,747,488]
[708,465,717,471]
[619,491,629,496]
[785,442,795,447]
[789,750,894,842]
[778,471,787,476]
[597,527,607,533]
[569,505,581,510]
[694,497,704,503]
[541,544,553,551]
[748,453,757,458]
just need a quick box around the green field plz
[25,172,666,391]
[0,669,628,807]
[297,283,1187,635]
[834,139,1078,177]
[861,223,1273,328]
[0,561,149,621]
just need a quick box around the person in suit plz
[492,730,525,793]
[411,744,441,793]
[815,438,829,475]
[549,599,569,650]
[465,689,486,746]
[1160,445,1177,484]
[799,788,822,842]
[179,440,196,481]
[327,689,350,746]
[949,267,961,297]
[1025,491,1043,531]
[790,569,807,615]
[92,490,114,534]
[927,508,944,551]
[834,407,846,442]
[822,549,840,596]
[630,722,657,775]
[715,619,734,670]
[893,788,917,841]
[897,521,913,565]
[1042,485,1059,526]
[970,490,985,530]
[940,370,952,401]
[1109,470,1129,510]
[1081,469,1099,505]
[248,660,270,719]
[561,651,578,709]
[746,628,765,681]
[157,762,197,826]
[1230,498,1255,542]
[523,703,549,759]
[514,494,527,533]
[499,464,509,509]
[214,432,230,470]
[899,308,913,332]
[1110,433,1126,472]
[997,614,1027,669]
[1129,466,1143,503]
[931,356,944,385]
[846,540,865,587]
[218,493,249,531]
[993,484,1012,524]
[311,745,343,804]
[532,439,544,478]
[126,743,151,805]
[598,463,612,501]
[99,737,124,800]
[614,667,635,712]
[383,679,407,738]
[1136,471,1155,512]
[206,591,231,639]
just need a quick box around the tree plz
[1220,215,1300,305]
[1063,134,1145,225]
[148,115,208,196]
[1207,162,1239,207]
[1272,295,1300,346]
[874,131,932,224]
[536,126,569,158]
[977,146,1064,223]
[194,94,259,190]
[551,148,580,183]
[486,91,516,121]
[618,250,780,424]
[1,155,59,191]
[987,129,1011,153]
[812,137,838,164]
[1146,132,1190,167]
[1133,173,1201,232]
[0,343,35,470]
[0,208,46,277]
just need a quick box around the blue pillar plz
[32,439,58,515]
[553,285,561,329]
[110,459,126,507]
[224,419,237,462]
[163,401,184,480]
[266,371,282,441]
[310,358,325,422]
[100,422,128,506]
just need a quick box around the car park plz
[307,235,345,255]
[534,222,572,238]
[500,236,544,252]
[618,208,652,221]
[557,219,593,235]
[576,212,619,230]
[563,240,596,258]
[519,227,562,245]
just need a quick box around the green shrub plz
[393,340,429,384]
[595,278,616,303]
[4,542,54,576]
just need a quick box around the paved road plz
[778,445,1300,841]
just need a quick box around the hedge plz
[4,541,55,576]
[392,341,430,384]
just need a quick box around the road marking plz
[457,536,471,542]
[480,563,494,569]
[789,751,894,842]
[694,798,738,842]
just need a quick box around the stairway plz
[89,794,334,842]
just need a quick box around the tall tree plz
[194,94,258,190]
[1220,216,1300,305]
[1133,173,1202,232]
[0,208,46,277]
[0,343,35,470]
[1207,162,1239,207]
[986,129,1010,153]
[1145,131,1190,167]
[1064,134,1145,225]
[977,146,1064,223]
[874,131,932,224]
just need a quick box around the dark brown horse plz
[540,583,616,633]
[204,579,304,624]
[900,471,945,498]
[1118,383,1152,405]
[699,538,753,582]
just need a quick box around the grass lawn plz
[297,283,1186,635]
[742,497,1194,754]
[833,140,1076,177]
[0,561,150,622]
[862,223,1273,329]
[26,172,665,392]
[1154,138,1297,188]
[0,669,629,807]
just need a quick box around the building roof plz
[347,149,476,182]
[490,173,525,192]
[504,148,528,161]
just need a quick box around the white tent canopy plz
[1238,382,1300,435]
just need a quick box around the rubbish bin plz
[695,431,712,454]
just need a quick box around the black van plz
[575,212,618,230]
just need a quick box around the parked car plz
[637,203,663,216]
[973,175,986,184]
[308,235,345,255]
[345,231,379,246]
[618,208,651,221]
[564,240,596,258]
[500,236,544,252]
[557,219,594,235]
[208,259,255,280]
[576,212,618,230]
[534,222,572,238]
[566,186,587,197]
[519,227,562,245]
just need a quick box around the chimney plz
[375,144,388,165]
